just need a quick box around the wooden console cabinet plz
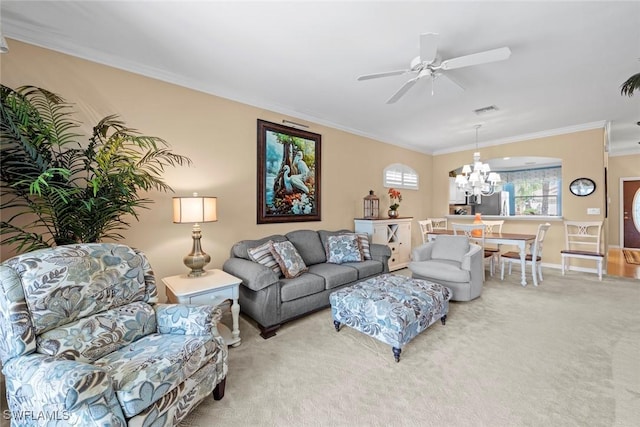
[354,217,412,271]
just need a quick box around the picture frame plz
[569,177,596,197]
[257,119,321,223]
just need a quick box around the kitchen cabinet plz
[449,177,467,204]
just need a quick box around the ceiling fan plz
[357,33,511,104]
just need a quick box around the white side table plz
[162,269,242,347]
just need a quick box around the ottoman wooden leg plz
[392,347,401,363]
[441,315,447,325]
[333,320,341,331]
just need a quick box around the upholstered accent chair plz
[408,235,484,302]
[0,243,228,426]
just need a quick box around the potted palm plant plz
[1,85,192,253]
[621,72,640,97]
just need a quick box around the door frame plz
[619,176,640,249]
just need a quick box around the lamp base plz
[184,226,211,278]
[184,253,211,277]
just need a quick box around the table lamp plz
[173,193,217,277]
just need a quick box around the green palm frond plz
[621,72,640,97]
[1,84,192,254]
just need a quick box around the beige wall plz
[0,41,433,298]
[1,39,628,289]
[607,154,640,246]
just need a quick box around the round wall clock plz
[569,178,596,196]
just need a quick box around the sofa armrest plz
[223,258,280,291]
[369,243,392,259]
[3,354,125,425]
[369,243,392,273]
[155,303,223,336]
[411,242,435,262]
[461,244,482,271]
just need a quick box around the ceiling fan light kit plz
[358,33,511,104]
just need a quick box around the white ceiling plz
[2,1,639,156]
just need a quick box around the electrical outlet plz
[587,208,600,215]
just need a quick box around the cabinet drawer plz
[189,293,229,306]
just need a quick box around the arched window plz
[383,163,419,190]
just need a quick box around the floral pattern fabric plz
[326,234,364,264]
[37,301,157,363]
[270,240,308,278]
[0,243,228,426]
[330,274,451,350]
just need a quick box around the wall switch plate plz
[587,208,600,215]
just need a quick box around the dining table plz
[426,229,538,286]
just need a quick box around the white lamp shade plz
[173,196,217,223]
[461,164,472,174]
[488,172,501,183]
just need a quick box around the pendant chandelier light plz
[455,125,501,197]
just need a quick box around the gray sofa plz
[408,235,484,302]
[223,229,391,338]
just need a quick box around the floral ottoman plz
[329,274,451,362]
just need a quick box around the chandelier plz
[455,125,501,197]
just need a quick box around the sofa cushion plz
[408,259,470,283]
[37,301,156,363]
[342,260,384,279]
[326,234,363,264]
[285,230,327,265]
[93,333,222,418]
[271,241,308,279]
[356,233,372,260]
[307,263,358,290]
[280,273,325,302]
[247,240,282,276]
[5,243,152,335]
[431,235,470,263]
[231,235,287,260]
[317,229,353,249]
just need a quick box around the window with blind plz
[383,163,419,190]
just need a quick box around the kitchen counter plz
[446,215,564,222]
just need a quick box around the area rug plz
[180,269,639,427]
[623,249,640,265]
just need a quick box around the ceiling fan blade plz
[420,33,439,64]
[433,73,465,95]
[440,47,511,71]
[357,70,409,81]
[386,78,419,104]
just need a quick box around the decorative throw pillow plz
[326,234,363,264]
[247,240,282,276]
[355,233,372,260]
[270,241,308,279]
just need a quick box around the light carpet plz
[184,268,640,427]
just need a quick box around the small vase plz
[388,209,399,218]
[472,213,482,237]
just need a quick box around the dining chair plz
[417,219,434,243]
[560,220,604,280]
[429,217,448,230]
[482,219,504,270]
[452,222,491,280]
[500,223,551,286]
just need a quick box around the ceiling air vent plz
[473,105,499,115]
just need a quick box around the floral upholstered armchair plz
[0,243,228,426]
